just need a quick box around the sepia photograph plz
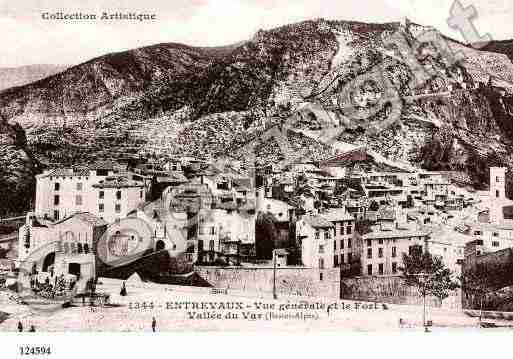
[1,1,513,352]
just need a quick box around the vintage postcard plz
[1,0,513,341]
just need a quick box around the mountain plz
[0,64,68,91]
[1,18,513,214]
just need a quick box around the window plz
[54,195,60,206]
[392,262,397,274]
[348,239,352,248]
[84,243,90,254]
[340,254,345,264]
[333,240,337,251]
[115,204,121,213]
[347,226,352,235]
[324,231,331,240]
[367,264,372,275]
[140,190,143,199]
[492,241,500,247]
[378,248,383,258]
[76,195,83,206]
[367,239,372,247]
[54,183,60,191]
[319,272,324,281]
[116,191,122,200]
[315,230,320,239]
[496,176,500,183]
[209,240,215,251]
[493,232,499,237]
[99,191,104,199]
[319,245,325,254]
[53,210,59,220]
[99,204,104,213]
[210,227,215,235]
[77,182,83,191]
[378,263,384,275]
[334,255,339,267]
[496,190,500,198]
[63,242,69,254]
[319,258,324,269]
[77,243,83,254]
[340,226,345,235]
[340,239,344,249]
[474,230,482,236]
[347,253,352,263]
[378,239,384,245]
[367,248,372,259]
[392,246,397,258]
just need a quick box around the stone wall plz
[194,267,461,309]
[341,276,462,310]
[195,266,341,299]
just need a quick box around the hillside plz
[1,18,513,213]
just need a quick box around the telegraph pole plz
[273,249,277,299]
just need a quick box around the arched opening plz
[42,252,55,272]
[156,240,165,252]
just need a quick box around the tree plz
[401,247,459,327]
[460,255,513,316]
[460,263,491,322]
[255,212,279,260]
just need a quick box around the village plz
[1,139,512,332]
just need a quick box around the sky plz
[1,0,512,67]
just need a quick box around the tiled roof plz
[44,168,91,177]
[377,206,396,220]
[55,212,108,227]
[303,215,333,228]
[157,172,188,183]
[363,229,430,240]
[93,176,144,188]
[90,160,117,170]
[322,208,354,222]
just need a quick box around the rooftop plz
[93,176,144,189]
[321,208,354,222]
[303,215,333,229]
[362,229,430,240]
[54,212,108,227]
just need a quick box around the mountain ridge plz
[1,18,513,214]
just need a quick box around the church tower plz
[490,167,507,223]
